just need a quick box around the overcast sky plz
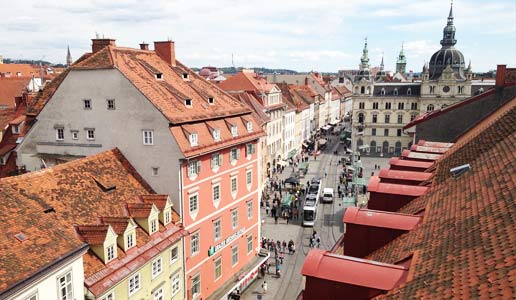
[1,0,514,72]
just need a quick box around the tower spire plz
[360,37,370,69]
[66,45,72,67]
[380,52,384,71]
[441,0,457,47]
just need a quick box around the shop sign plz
[208,227,245,256]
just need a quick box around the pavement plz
[239,134,390,300]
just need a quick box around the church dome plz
[429,47,465,80]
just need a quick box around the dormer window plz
[150,218,158,234]
[12,125,20,134]
[213,129,221,141]
[126,232,135,249]
[231,125,238,137]
[164,210,171,225]
[208,97,214,105]
[393,88,399,96]
[182,73,189,80]
[189,133,198,146]
[106,244,116,262]
[155,73,163,80]
[380,88,386,96]
[407,88,412,96]
[185,99,192,107]
[246,121,253,132]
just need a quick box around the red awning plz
[301,250,409,291]
[378,169,433,182]
[368,176,429,196]
[343,207,422,231]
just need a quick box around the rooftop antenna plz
[232,53,235,70]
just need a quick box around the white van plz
[322,188,334,203]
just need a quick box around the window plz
[385,102,392,110]
[397,129,402,136]
[246,121,253,132]
[247,201,253,219]
[25,293,38,300]
[12,125,20,134]
[398,102,404,110]
[411,113,418,121]
[189,194,198,213]
[170,246,178,263]
[57,272,73,300]
[359,102,365,109]
[372,128,376,136]
[214,257,222,280]
[150,218,158,234]
[385,115,390,123]
[246,143,256,156]
[107,99,115,110]
[182,73,189,79]
[185,99,192,107]
[430,86,435,94]
[83,99,92,109]
[372,114,377,123]
[231,245,239,266]
[126,233,134,249]
[143,130,154,145]
[153,288,163,300]
[246,170,252,186]
[393,88,398,96]
[380,88,386,96]
[188,160,201,177]
[212,184,220,203]
[152,167,159,176]
[56,128,64,141]
[214,219,221,240]
[213,129,221,141]
[384,129,389,136]
[164,210,171,224]
[171,272,180,295]
[128,273,141,295]
[231,125,238,137]
[230,148,240,161]
[231,177,237,194]
[189,133,198,146]
[411,102,418,110]
[100,291,114,300]
[107,244,115,261]
[71,130,78,140]
[155,73,163,80]
[151,257,162,278]
[86,128,95,140]
[211,153,222,169]
[208,97,214,104]
[231,209,238,228]
[372,102,379,109]
[397,115,403,124]
[407,88,412,96]
[247,235,253,253]
[358,113,364,123]
[191,274,201,297]
[191,231,199,255]
[427,104,435,112]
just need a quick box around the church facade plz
[351,3,493,156]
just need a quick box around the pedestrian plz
[282,240,287,253]
[374,164,377,169]
[309,237,314,248]
[265,204,270,216]
[274,215,279,224]
[316,235,321,248]
[279,253,284,264]
[277,240,281,251]
[291,242,296,254]
[312,230,317,239]
[262,281,268,294]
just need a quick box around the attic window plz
[44,207,56,214]
[182,73,189,80]
[185,99,192,107]
[407,88,412,96]
[155,73,163,80]
[231,125,238,137]
[14,233,26,242]
[381,88,386,96]
[393,88,399,96]
[246,121,253,132]
[450,164,471,178]
[208,97,214,105]
[189,133,198,146]
[213,129,221,141]
[93,177,116,192]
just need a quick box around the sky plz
[0,0,514,73]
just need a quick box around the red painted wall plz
[367,193,416,212]
[303,276,383,300]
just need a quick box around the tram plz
[302,194,318,227]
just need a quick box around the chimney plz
[91,38,116,53]
[139,42,149,50]
[496,64,506,87]
[305,77,308,86]
[154,41,176,66]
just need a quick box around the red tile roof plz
[409,144,448,154]
[401,149,442,161]
[302,250,409,291]
[343,207,422,231]
[0,77,29,108]
[0,64,38,78]
[388,157,433,170]
[364,97,516,299]
[378,169,433,183]
[0,148,186,296]
[368,176,430,197]
[228,91,270,126]
[218,70,277,94]
[72,46,251,124]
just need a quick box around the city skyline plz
[0,0,514,72]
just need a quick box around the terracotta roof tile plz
[0,77,29,108]
[218,70,276,94]
[75,224,110,245]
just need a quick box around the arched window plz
[407,88,412,96]
[427,104,435,112]
[382,141,389,154]
[393,88,398,96]
[358,113,365,123]
[380,88,386,96]
[395,141,402,156]
[370,141,377,153]
[361,86,365,94]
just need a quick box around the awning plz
[277,160,288,166]
[318,139,327,145]
[342,197,356,203]
[358,144,370,150]
[285,176,299,184]
[281,194,294,207]
[298,162,309,170]
[352,178,367,187]
[288,149,298,159]
[321,125,332,131]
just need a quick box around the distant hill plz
[2,58,66,68]
[193,66,299,75]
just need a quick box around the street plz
[240,137,389,300]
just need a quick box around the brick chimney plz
[154,41,176,66]
[139,43,149,50]
[91,38,116,53]
[496,64,506,87]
